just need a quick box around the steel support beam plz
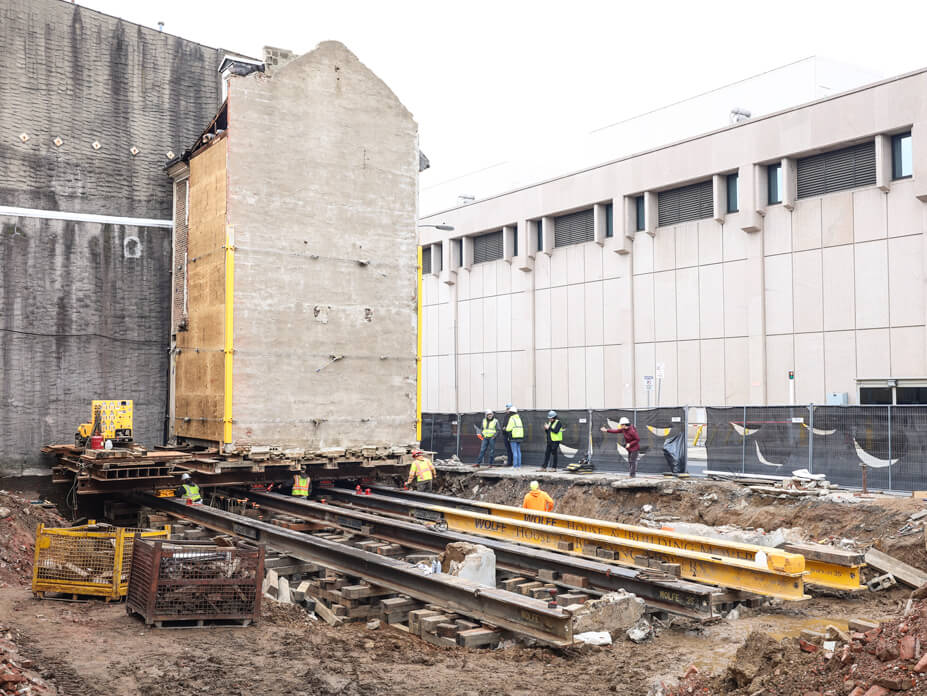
[137,494,573,646]
[243,490,718,619]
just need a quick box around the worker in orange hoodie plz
[522,480,554,512]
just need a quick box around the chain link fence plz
[423,405,927,492]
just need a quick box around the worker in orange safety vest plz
[522,480,554,512]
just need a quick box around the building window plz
[892,132,913,180]
[726,173,739,213]
[859,380,927,404]
[512,228,518,257]
[605,203,614,238]
[453,238,463,267]
[657,180,713,227]
[472,230,504,264]
[797,140,876,198]
[421,246,431,274]
[554,208,594,248]
[535,220,543,252]
[767,163,782,205]
[435,242,443,272]
[635,195,645,231]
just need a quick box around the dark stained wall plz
[0,0,223,475]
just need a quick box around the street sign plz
[643,375,654,391]
[656,363,665,380]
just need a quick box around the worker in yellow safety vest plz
[542,410,564,471]
[291,469,311,497]
[405,450,436,492]
[176,473,202,504]
[505,407,525,469]
[475,410,500,467]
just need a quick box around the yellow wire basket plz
[32,521,171,601]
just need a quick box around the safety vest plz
[410,458,435,482]
[292,476,310,497]
[482,418,498,438]
[181,483,201,503]
[549,419,564,442]
[506,414,524,440]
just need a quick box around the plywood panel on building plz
[822,245,856,331]
[856,328,890,379]
[794,332,825,403]
[175,136,227,443]
[793,198,822,251]
[793,250,824,333]
[822,192,853,247]
[653,271,677,342]
[888,235,925,327]
[891,326,927,376]
[764,254,793,335]
[853,187,887,243]
[633,274,655,342]
[854,240,890,329]
[676,267,700,341]
[824,331,857,401]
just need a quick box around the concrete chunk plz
[571,590,645,634]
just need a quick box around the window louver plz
[658,179,713,226]
[797,141,876,199]
[553,208,594,248]
[473,230,504,264]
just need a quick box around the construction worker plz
[176,473,202,504]
[475,410,500,467]
[601,417,641,478]
[500,403,514,466]
[505,407,525,469]
[291,469,311,497]
[405,450,437,491]
[542,410,564,471]
[523,480,554,512]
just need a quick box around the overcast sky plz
[81,0,927,212]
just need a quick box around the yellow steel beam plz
[447,499,859,591]
[431,507,806,600]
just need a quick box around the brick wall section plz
[0,0,222,475]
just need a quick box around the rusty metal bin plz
[126,538,264,627]
[32,522,171,601]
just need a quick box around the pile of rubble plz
[0,491,64,586]
[669,598,927,695]
[0,624,55,695]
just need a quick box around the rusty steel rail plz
[136,494,574,646]
[241,490,719,619]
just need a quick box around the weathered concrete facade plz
[0,0,222,475]
[171,42,420,451]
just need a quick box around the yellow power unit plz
[32,521,170,601]
[77,400,133,445]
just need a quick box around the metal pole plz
[741,405,747,474]
[888,405,892,492]
[455,412,461,461]
[808,403,814,474]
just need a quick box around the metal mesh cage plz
[32,523,170,600]
[126,538,264,625]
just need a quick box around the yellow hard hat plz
[530,480,539,490]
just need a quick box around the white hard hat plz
[181,473,191,481]
[618,417,630,426]
[547,410,557,418]
[485,409,494,415]
[510,407,518,413]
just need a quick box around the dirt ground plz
[1,476,925,696]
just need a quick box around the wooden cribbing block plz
[458,628,502,648]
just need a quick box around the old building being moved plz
[168,42,420,459]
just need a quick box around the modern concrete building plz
[418,68,927,413]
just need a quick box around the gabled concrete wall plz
[225,41,419,450]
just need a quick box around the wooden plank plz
[784,542,865,567]
[308,595,343,626]
[864,548,927,589]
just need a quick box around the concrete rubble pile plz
[0,625,55,695]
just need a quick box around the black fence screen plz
[425,404,927,492]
